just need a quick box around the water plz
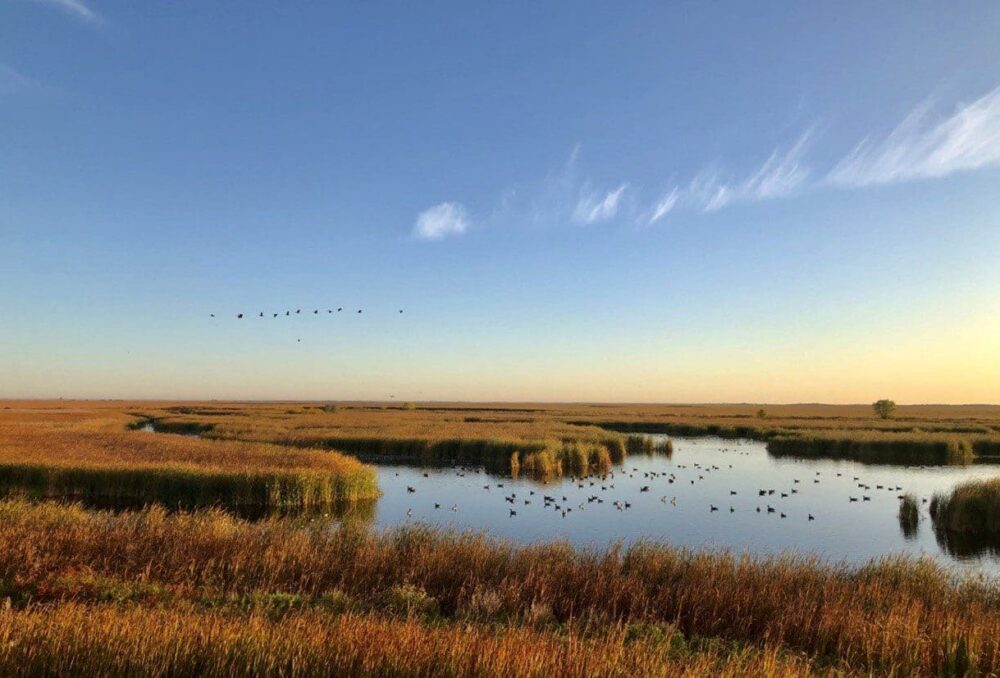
[370,436,1000,575]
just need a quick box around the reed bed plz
[767,432,976,465]
[2,499,999,676]
[898,494,921,539]
[0,414,379,509]
[0,603,820,678]
[931,477,1000,537]
[110,400,1000,469]
[0,462,378,509]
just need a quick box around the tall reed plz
[2,499,999,676]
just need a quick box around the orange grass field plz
[0,497,997,676]
[3,400,1000,675]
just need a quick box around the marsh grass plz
[0,603,820,678]
[0,462,379,510]
[931,478,1000,537]
[0,414,379,510]
[898,493,920,539]
[104,400,1000,470]
[2,499,1000,675]
[767,432,976,465]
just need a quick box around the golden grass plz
[1,498,998,676]
[0,409,379,508]
[0,603,822,677]
[931,477,1000,536]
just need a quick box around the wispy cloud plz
[27,0,103,25]
[828,87,1000,187]
[412,202,469,241]
[412,85,1000,238]
[648,186,679,224]
[690,131,814,212]
[573,183,629,224]
[0,63,36,95]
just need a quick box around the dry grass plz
[0,603,822,677]
[134,401,1000,465]
[931,478,1000,536]
[1,498,998,676]
[0,407,379,508]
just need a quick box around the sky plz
[2,1,1000,403]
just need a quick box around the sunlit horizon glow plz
[2,3,999,403]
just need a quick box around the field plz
[3,400,1000,676]
[0,404,379,510]
[118,400,1000,467]
[2,497,1000,676]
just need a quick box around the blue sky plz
[2,1,1000,402]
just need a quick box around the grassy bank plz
[97,400,1000,469]
[767,432,976,465]
[931,478,1000,537]
[305,435,628,480]
[0,413,380,510]
[0,461,378,510]
[1,499,998,675]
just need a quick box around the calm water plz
[370,436,1000,575]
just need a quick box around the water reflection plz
[367,436,1000,576]
[932,528,1000,559]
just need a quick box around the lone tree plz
[872,399,896,420]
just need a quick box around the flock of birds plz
[210,307,405,342]
[211,308,404,318]
[391,441,931,528]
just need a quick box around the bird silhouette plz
[237,313,243,319]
